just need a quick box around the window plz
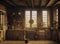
[56,9,58,22]
[25,11,30,28]
[56,9,58,28]
[32,11,37,28]
[0,11,7,30]
[42,11,47,27]
[25,11,37,28]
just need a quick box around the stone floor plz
[0,40,59,44]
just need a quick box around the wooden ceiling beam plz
[0,0,15,8]
[25,0,30,7]
[39,0,41,7]
[51,0,59,7]
[18,6,51,9]
[8,0,17,6]
[45,0,50,7]
[53,4,60,8]
[31,0,34,8]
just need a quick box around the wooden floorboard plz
[0,40,59,44]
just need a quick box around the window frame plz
[42,10,48,28]
[25,10,37,28]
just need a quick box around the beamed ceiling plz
[0,0,60,8]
